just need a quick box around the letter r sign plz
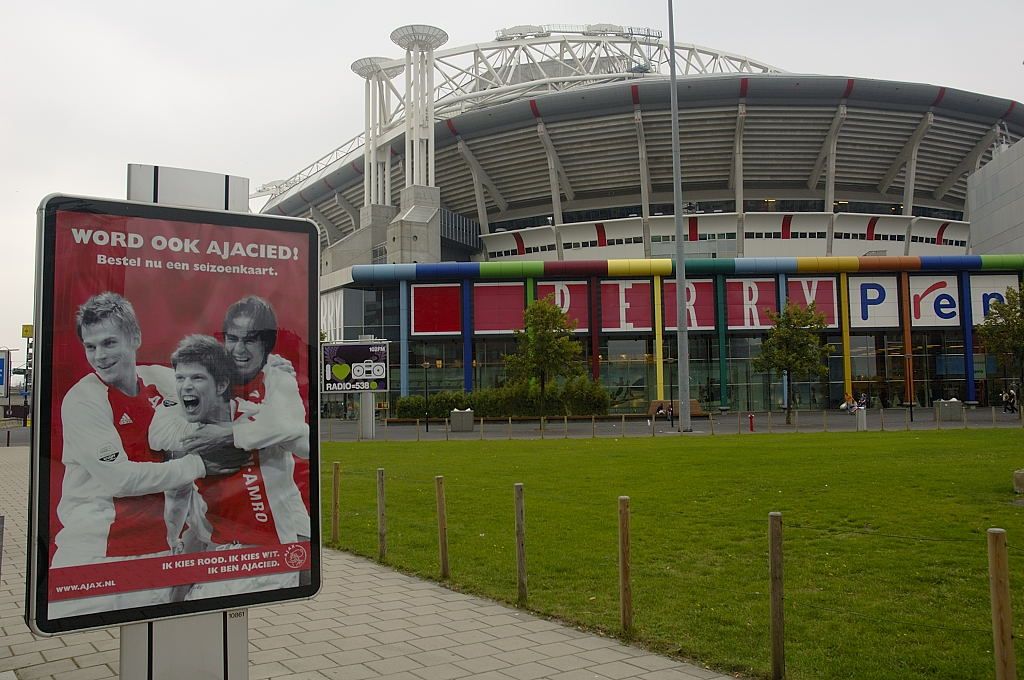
[909,275,959,327]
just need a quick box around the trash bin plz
[450,408,474,432]
[934,400,963,422]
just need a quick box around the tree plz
[977,286,1024,387]
[504,295,585,411]
[752,302,832,424]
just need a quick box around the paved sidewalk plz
[0,448,728,680]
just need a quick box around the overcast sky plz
[2,0,1021,369]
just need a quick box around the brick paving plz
[0,447,729,680]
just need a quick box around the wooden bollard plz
[445,418,450,441]
[4,430,8,446]
[962,405,968,430]
[709,412,715,436]
[384,417,389,441]
[330,462,341,543]
[767,409,773,434]
[514,483,527,605]
[480,417,484,440]
[592,415,596,438]
[621,414,626,437]
[794,409,799,433]
[540,416,545,440]
[435,476,449,579]
[563,415,568,439]
[618,496,633,636]
[508,416,512,440]
[769,512,786,680]
[905,408,910,431]
[823,408,828,432]
[987,528,1016,680]
[737,410,742,434]
[416,419,421,441]
[376,468,387,562]
[880,407,885,431]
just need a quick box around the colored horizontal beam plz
[350,255,1024,283]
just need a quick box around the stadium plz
[259,23,1024,414]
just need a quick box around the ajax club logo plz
[284,543,308,570]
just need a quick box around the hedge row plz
[393,377,610,418]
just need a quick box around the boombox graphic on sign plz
[323,342,390,393]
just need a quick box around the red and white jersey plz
[53,366,206,567]
[189,398,302,547]
[231,362,310,539]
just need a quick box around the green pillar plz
[716,275,729,411]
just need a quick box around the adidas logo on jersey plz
[119,413,133,425]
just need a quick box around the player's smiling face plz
[224,314,267,384]
[175,362,228,423]
[81,318,139,394]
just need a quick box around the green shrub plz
[392,380,611,418]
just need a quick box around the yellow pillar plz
[839,273,852,397]
[654,275,665,400]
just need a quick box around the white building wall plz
[968,138,1024,254]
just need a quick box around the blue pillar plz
[462,280,474,392]
[959,271,977,403]
[400,280,409,397]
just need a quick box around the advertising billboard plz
[322,341,390,393]
[0,349,7,400]
[28,195,320,635]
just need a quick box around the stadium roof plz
[262,26,1023,244]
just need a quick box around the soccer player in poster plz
[160,296,311,542]
[51,293,250,618]
[164,335,304,597]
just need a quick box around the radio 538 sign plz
[323,342,390,393]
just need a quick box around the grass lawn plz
[320,430,1024,680]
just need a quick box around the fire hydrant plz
[748,413,755,432]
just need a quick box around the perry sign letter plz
[970,273,1020,321]
[726,279,778,330]
[909,275,959,327]
[848,276,900,328]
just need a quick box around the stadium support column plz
[732,102,746,257]
[526,278,535,305]
[400,280,410,397]
[654,275,665,400]
[390,25,449,264]
[462,280,473,392]
[352,57,401,252]
[839,273,853,398]
[716,275,729,411]
[633,103,653,258]
[959,272,977,403]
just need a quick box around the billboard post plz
[28,169,320,680]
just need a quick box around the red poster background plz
[726,279,778,329]
[787,277,838,327]
[48,210,311,600]
[412,284,461,334]
[600,281,653,331]
[536,282,589,332]
[473,283,525,333]
[663,280,715,331]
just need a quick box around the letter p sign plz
[860,283,886,321]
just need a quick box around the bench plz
[647,399,709,418]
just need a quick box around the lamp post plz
[668,0,692,432]
[421,360,430,432]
